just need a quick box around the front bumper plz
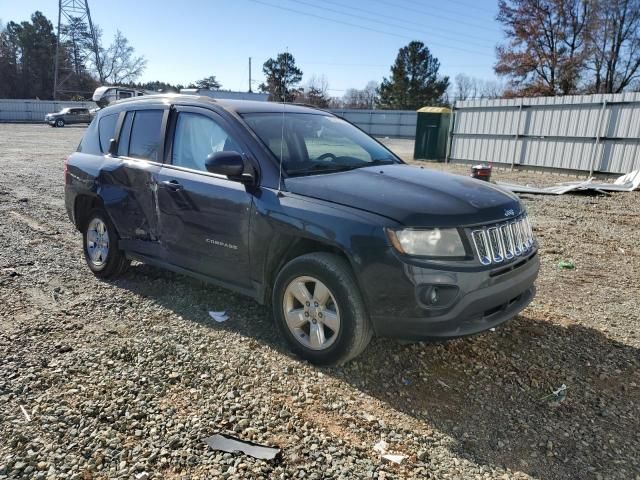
[360,248,539,340]
[45,118,56,125]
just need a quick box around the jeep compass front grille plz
[471,215,535,265]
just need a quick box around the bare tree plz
[327,96,344,108]
[343,88,366,108]
[95,29,146,84]
[587,0,640,93]
[479,79,506,98]
[453,74,505,102]
[299,74,330,107]
[363,80,379,108]
[342,81,379,108]
[454,73,478,101]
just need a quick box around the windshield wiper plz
[286,164,359,176]
[345,159,396,171]
[368,158,396,165]
[287,159,396,176]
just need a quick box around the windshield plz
[242,113,400,176]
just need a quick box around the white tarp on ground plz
[497,170,640,195]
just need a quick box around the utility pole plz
[53,0,101,100]
[248,57,252,93]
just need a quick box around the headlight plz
[386,228,466,257]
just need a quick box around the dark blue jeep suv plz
[64,94,539,365]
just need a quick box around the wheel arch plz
[73,194,105,232]
[262,236,359,305]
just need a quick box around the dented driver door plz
[154,106,253,291]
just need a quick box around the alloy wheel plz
[282,275,341,350]
[86,218,110,267]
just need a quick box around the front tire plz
[82,208,129,279]
[272,252,373,365]
[55,119,65,127]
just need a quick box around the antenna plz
[248,57,252,93]
[277,48,288,195]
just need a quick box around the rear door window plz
[98,112,119,153]
[117,111,134,156]
[128,110,164,161]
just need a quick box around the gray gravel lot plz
[1,124,639,479]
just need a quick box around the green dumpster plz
[413,106,451,161]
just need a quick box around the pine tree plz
[378,41,449,109]
[259,52,303,102]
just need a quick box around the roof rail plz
[289,102,331,112]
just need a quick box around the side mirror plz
[205,151,246,179]
[108,138,118,156]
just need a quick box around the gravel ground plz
[1,124,639,480]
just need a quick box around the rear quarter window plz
[77,117,101,153]
[98,113,119,153]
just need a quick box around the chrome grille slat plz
[471,215,535,265]
[514,222,524,253]
[487,227,504,262]
[500,224,514,259]
[471,230,491,265]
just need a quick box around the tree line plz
[258,41,450,110]
[257,0,640,103]
[0,11,235,100]
[0,11,147,100]
[2,1,639,105]
[261,0,640,108]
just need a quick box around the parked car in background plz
[64,94,539,365]
[45,107,92,127]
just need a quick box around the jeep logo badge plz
[504,209,515,217]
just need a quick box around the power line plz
[318,0,495,45]
[399,0,494,15]
[368,0,497,32]
[244,0,494,58]
[301,61,387,67]
[291,0,495,49]
[301,60,491,69]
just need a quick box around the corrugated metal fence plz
[0,99,94,122]
[1,100,418,138]
[330,109,417,138]
[450,92,640,174]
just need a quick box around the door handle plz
[160,180,183,191]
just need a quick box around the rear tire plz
[272,252,373,365]
[55,119,65,127]
[82,208,129,279]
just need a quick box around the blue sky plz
[2,0,502,95]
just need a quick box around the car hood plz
[284,164,522,227]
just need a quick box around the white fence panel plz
[330,109,417,138]
[1,101,419,139]
[0,99,94,122]
[450,92,640,174]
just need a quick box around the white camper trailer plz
[92,86,148,108]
